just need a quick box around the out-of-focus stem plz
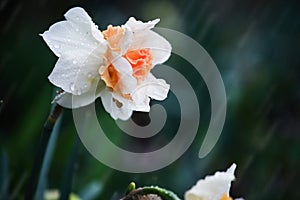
[25,104,63,200]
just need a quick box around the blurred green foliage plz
[1,0,300,199]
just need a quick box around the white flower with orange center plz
[41,7,171,120]
[185,164,244,200]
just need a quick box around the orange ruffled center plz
[100,25,153,92]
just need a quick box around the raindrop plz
[54,44,60,49]
[73,60,78,64]
[70,83,75,92]
[81,42,84,46]
[83,84,88,88]
[87,73,93,78]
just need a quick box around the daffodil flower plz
[41,7,171,120]
[185,164,244,200]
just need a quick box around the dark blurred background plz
[1,0,300,199]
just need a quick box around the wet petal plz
[41,7,105,57]
[185,164,237,200]
[111,55,137,94]
[55,82,103,108]
[48,46,105,95]
[42,7,107,95]
[101,90,133,120]
[64,7,104,42]
[132,73,170,102]
[125,17,160,32]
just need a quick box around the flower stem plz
[25,104,63,200]
[121,185,182,200]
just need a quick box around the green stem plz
[122,185,181,200]
[25,104,63,200]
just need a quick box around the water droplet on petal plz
[70,83,75,92]
[54,44,60,49]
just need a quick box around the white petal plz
[64,7,104,42]
[130,96,150,112]
[48,46,106,95]
[110,55,137,94]
[125,17,160,32]
[41,7,105,58]
[111,102,133,121]
[100,90,133,120]
[54,81,104,108]
[100,89,113,115]
[129,29,171,66]
[184,164,237,200]
[42,7,107,95]
[132,73,170,101]
[115,92,150,113]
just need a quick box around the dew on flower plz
[70,83,75,92]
